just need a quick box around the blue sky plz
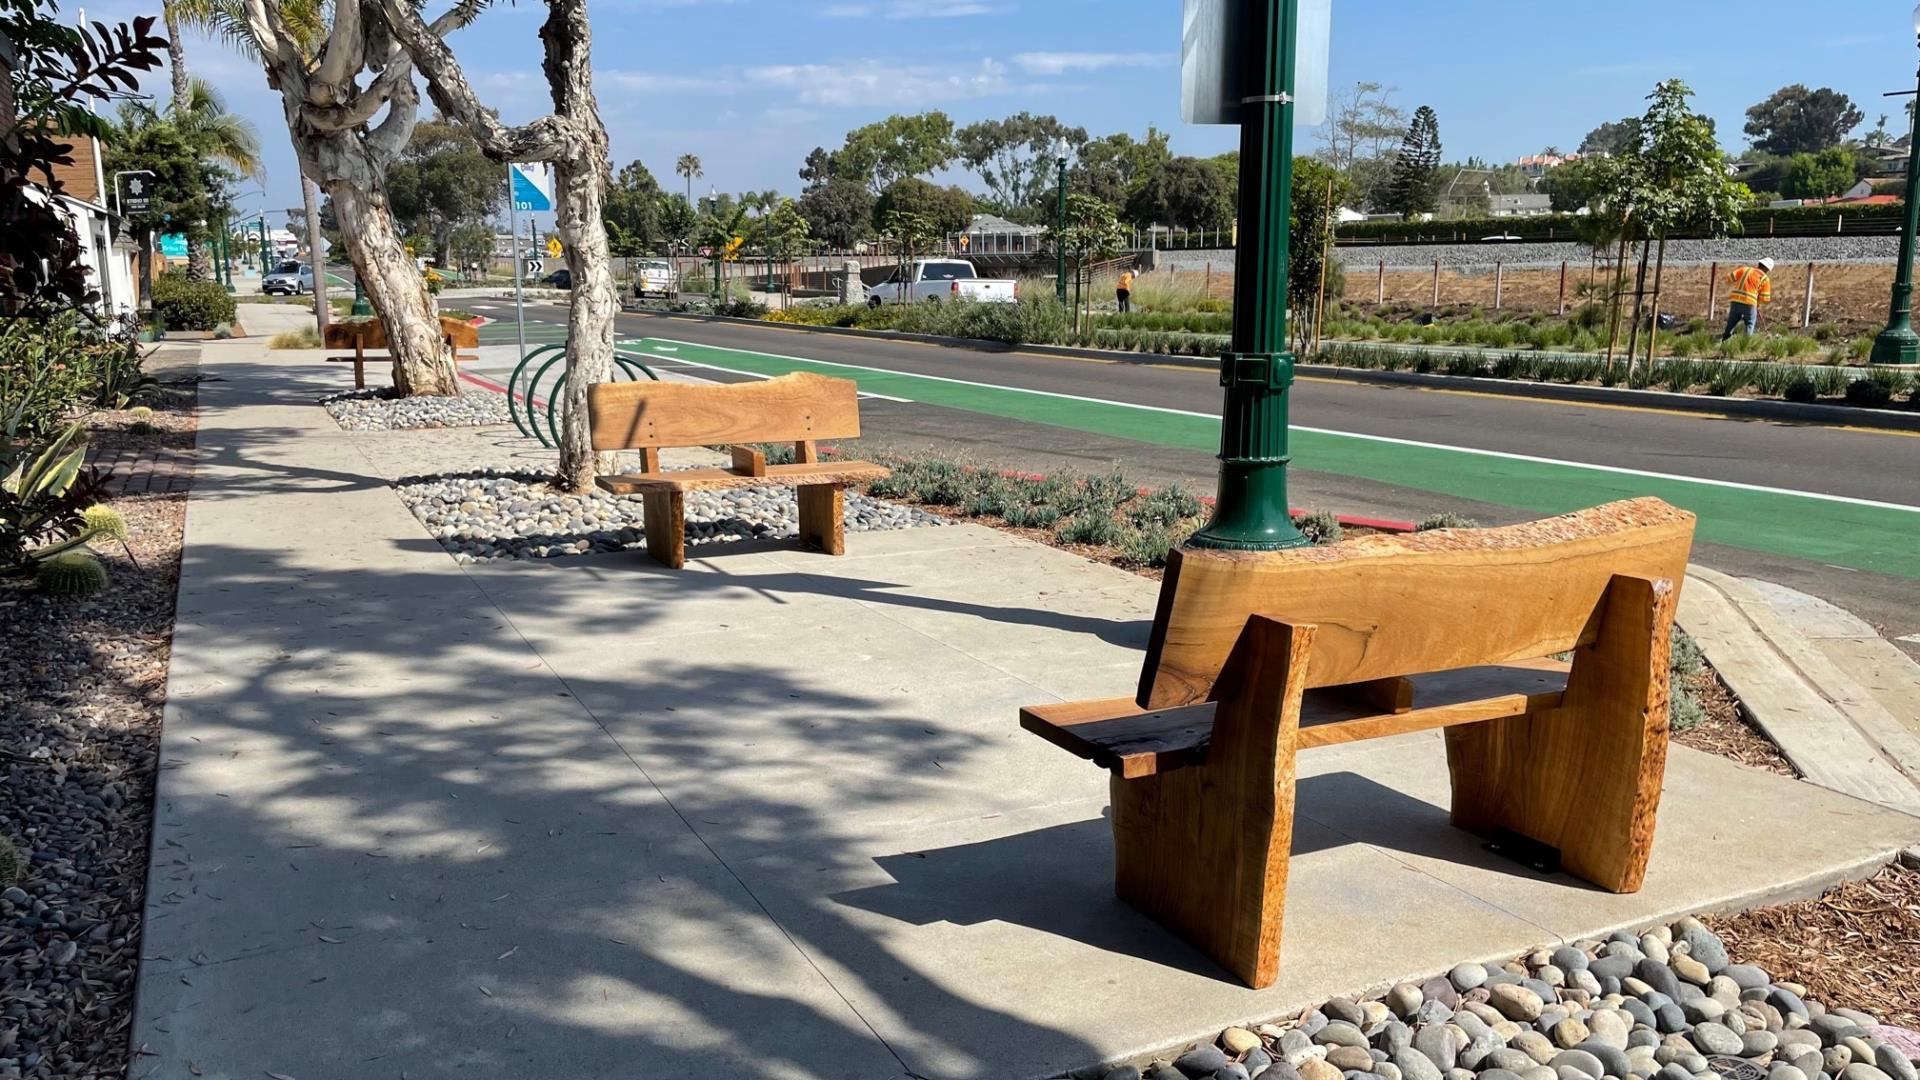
[104,0,1920,219]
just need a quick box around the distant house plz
[1515,152,1588,179]
[1488,193,1553,217]
[36,131,137,324]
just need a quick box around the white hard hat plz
[1758,257,1775,272]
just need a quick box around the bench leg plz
[1110,616,1315,988]
[797,483,846,555]
[1444,573,1677,892]
[354,343,366,390]
[641,490,687,569]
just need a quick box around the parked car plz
[865,258,1017,308]
[542,268,572,290]
[633,259,677,299]
[262,260,313,296]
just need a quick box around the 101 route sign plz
[510,163,554,213]
[1181,0,1330,126]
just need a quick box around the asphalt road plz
[467,300,1920,647]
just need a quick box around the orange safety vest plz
[1727,265,1772,307]
[1118,271,1135,291]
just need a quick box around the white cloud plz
[1011,51,1170,76]
[820,1,1004,17]
[744,59,1020,108]
[604,71,731,93]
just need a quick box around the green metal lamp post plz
[1055,138,1069,302]
[1188,0,1310,550]
[257,217,270,275]
[350,276,372,317]
[1871,2,1920,366]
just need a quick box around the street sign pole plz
[1188,0,1310,550]
[509,168,528,363]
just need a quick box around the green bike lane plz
[619,335,1920,581]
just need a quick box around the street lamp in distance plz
[1870,1,1920,365]
[1053,137,1069,303]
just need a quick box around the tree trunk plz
[1624,235,1651,371]
[330,177,458,396]
[1603,228,1631,374]
[551,139,617,491]
[1644,234,1668,366]
[304,176,329,337]
[164,3,189,107]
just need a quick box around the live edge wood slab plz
[1020,497,1697,988]
[586,372,890,569]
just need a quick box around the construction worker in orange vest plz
[1117,266,1136,313]
[1721,257,1774,341]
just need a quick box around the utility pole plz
[1188,0,1310,550]
[1872,13,1920,365]
[1055,140,1069,302]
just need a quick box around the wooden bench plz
[324,316,481,389]
[587,372,891,568]
[1020,498,1697,988]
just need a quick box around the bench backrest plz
[588,371,862,451]
[1137,498,1696,710]
[323,316,479,350]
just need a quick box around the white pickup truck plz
[865,258,1018,308]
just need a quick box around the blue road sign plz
[510,163,554,213]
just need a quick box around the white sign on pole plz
[525,258,544,276]
[1181,0,1330,127]
[509,162,554,212]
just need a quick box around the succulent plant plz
[34,550,108,597]
[0,835,20,885]
[81,505,128,541]
[1417,513,1482,532]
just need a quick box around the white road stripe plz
[636,335,1920,515]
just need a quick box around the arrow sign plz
[525,258,544,276]
[509,163,554,213]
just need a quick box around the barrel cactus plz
[34,550,108,597]
[81,505,128,542]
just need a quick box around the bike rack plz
[507,343,659,448]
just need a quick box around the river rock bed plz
[395,470,944,561]
[321,385,512,431]
[1101,916,1920,1080]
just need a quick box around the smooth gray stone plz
[1512,1032,1559,1066]
[1767,1068,1808,1080]
[1591,957,1636,982]
[1213,1067,1252,1080]
[1445,1070,1476,1080]
[1482,1071,1527,1080]
[1461,1033,1503,1071]
[1621,1000,1657,1030]
[1373,1022,1412,1056]
[1326,999,1367,1026]
[1386,984,1424,1020]
[1656,1065,1694,1080]
[1691,1022,1744,1056]
[1578,1040,1633,1078]
[1450,963,1489,991]
[1792,1055,1826,1080]
[1846,1039,1882,1067]
[1628,1031,1659,1050]
[1553,946,1593,973]
[1149,1066,1187,1080]
[1488,1050,1541,1072]
[1423,978,1462,1011]
[1675,925,1730,975]
[1524,979,1558,1003]
[1835,1010,1882,1029]
[1723,964,1771,990]
[1879,1046,1920,1080]
[1415,1001,1456,1027]
[1745,1031,1780,1057]
[1551,1050,1606,1079]
[1392,1049,1443,1080]
[1683,999,1727,1025]
[1177,1047,1232,1078]
[1598,977,1623,997]
[1812,1014,1861,1045]
[1522,1069,1557,1080]
[1640,991,1675,1011]
[1655,1005,1688,1034]
[1282,1032,1315,1059]
[1102,1068,1143,1080]
[1316,1024,1369,1050]
[1244,1050,1274,1079]
[1635,960,1681,999]
[1329,1048,1375,1071]
[1843,1066,1896,1080]
[1302,1013,1330,1037]
[1673,984,1706,1006]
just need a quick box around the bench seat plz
[1021,659,1572,779]
[595,460,891,495]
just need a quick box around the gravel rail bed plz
[1118,913,1920,1080]
[0,392,196,1079]
[395,470,944,562]
[321,385,512,431]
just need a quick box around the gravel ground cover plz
[395,469,943,561]
[1112,911,1920,1080]
[321,384,512,431]
[0,387,195,1078]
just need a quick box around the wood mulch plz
[0,356,196,1078]
[1708,862,1920,1029]
[1673,667,1796,777]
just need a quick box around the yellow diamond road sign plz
[546,237,562,259]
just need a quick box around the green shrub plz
[268,327,322,349]
[1416,513,1480,531]
[1115,522,1181,569]
[1671,627,1706,680]
[1845,376,1893,408]
[1129,484,1204,528]
[1669,683,1707,733]
[151,273,236,331]
[1,315,124,439]
[961,478,1015,517]
[1783,374,1819,403]
[1055,511,1125,547]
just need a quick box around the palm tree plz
[676,153,702,205]
[121,76,265,278]
[163,0,192,108]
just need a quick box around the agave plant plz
[2,422,115,572]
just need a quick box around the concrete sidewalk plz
[136,342,1920,1080]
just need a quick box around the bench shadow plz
[832,771,1584,982]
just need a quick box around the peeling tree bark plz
[235,0,460,397]
[382,0,618,489]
